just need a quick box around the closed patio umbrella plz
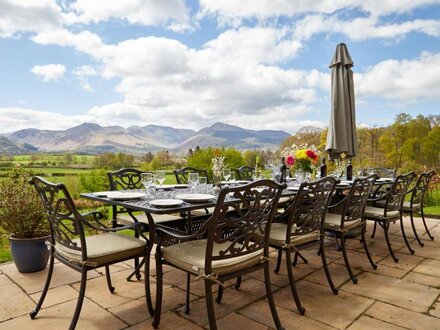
[325,43,357,160]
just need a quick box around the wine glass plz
[188,172,199,192]
[156,170,166,189]
[141,173,155,188]
[229,172,235,185]
[223,168,231,182]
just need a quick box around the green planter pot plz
[9,236,50,273]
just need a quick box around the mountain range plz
[1,122,290,154]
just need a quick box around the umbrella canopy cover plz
[325,43,357,160]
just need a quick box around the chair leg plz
[319,237,338,294]
[285,249,305,315]
[126,257,145,281]
[400,214,415,254]
[421,208,435,240]
[292,252,299,267]
[216,285,224,304]
[274,248,282,274]
[361,222,377,269]
[105,265,115,293]
[409,212,424,247]
[30,253,55,319]
[205,279,218,330]
[264,260,284,330]
[384,222,399,262]
[69,269,87,330]
[144,255,155,317]
[152,256,163,329]
[184,273,191,314]
[371,221,377,238]
[340,233,357,284]
[235,276,242,290]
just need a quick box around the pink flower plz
[286,155,295,165]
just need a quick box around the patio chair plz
[324,175,378,283]
[173,166,210,184]
[152,180,286,330]
[269,176,339,315]
[29,176,150,330]
[365,172,416,262]
[107,168,183,281]
[236,165,254,181]
[404,170,436,246]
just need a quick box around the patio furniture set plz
[28,167,436,329]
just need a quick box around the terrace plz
[1,217,439,330]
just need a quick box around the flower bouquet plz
[281,144,319,180]
[211,152,225,186]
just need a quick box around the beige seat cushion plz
[259,223,320,247]
[162,239,263,276]
[56,233,146,267]
[401,201,421,212]
[364,206,399,220]
[116,213,183,225]
[324,213,361,231]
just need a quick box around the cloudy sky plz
[1,0,439,134]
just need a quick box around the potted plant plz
[0,169,50,273]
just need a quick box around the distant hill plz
[5,122,290,154]
[0,136,37,155]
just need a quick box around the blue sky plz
[0,0,440,134]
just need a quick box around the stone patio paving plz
[1,217,440,330]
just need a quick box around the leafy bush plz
[79,169,109,193]
[0,169,49,238]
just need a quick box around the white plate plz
[286,185,308,191]
[108,192,146,200]
[175,193,216,203]
[93,191,124,198]
[149,199,184,207]
[221,180,250,185]
[340,180,354,184]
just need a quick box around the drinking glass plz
[141,173,155,189]
[229,172,235,184]
[188,172,199,192]
[156,170,166,189]
[198,176,207,193]
[223,168,231,182]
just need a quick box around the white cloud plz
[31,64,66,82]
[73,65,97,91]
[68,0,191,31]
[0,107,92,133]
[357,52,440,100]
[0,0,64,37]
[198,0,440,24]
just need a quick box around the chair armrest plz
[328,195,349,210]
[154,221,209,243]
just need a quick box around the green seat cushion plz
[56,233,146,267]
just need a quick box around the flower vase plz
[296,170,311,183]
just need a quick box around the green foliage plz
[0,169,49,238]
[79,169,109,193]
[94,152,134,170]
[186,147,244,180]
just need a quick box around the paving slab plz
[412,258,440,278]
[366,301,440,329]
[125,311,203,329]
[0,275,35,322]
[273,280,374,329]
[341,272,439,313]
[217,312,269,330]
[346,315,405,330]
[403,271,440,287]
[29,285,79,307]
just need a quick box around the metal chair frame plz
[29,176,150,330]
[236,165,254,181]
[173,166,210,184]
[325,175,378,283]
[152,180,286,330]
[271,176,339,315]
[367,172,416,262]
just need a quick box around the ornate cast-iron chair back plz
[324,175,377,284]
[406,171,436,246]
[107,168,147,191]
[29,176,149,329]
[236,165,254,181]
[152,180,286,330]
[174,166,210,184]
[366,171,416,262]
